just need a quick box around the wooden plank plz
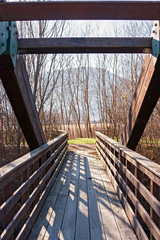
[58,153,80,240]
[0,140,67,224]
[98,145,160,240]
[99,167,137,240]
[89,157,121,240]
[121,54,160,150]
[96,132,160,183]
[97,138,160,216]
[96,146,148,240]
[0,133,67,188]
[0,55,45,150]
[85,155,104,240]
[75,154,90,240]
[1,1,160,21]
[18,38,151,54]
[43,152,75,239]
[1,147,67,240]
[17,148,68,240]
[28,155,70,240]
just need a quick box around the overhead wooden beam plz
[18,38,151,54]
[0,55,46,150]
[120,54,160,150]
[0,1,160,21]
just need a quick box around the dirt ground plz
[68,143,97,156]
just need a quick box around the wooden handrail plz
[0,132,68,240]
[95,131,160,240]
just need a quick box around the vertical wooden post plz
[150,180,159,240]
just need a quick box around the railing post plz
[150,180,159,240]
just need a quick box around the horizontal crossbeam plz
[0,1,160,21]
[18,38,151,54]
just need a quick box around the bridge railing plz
[0,132,68,240]
[95,131,160,240]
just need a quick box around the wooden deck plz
[28,149,137,240]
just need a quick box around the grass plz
[68,138,96,145]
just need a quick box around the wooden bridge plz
[0,1,160,240]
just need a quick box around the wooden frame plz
[1,1,160,21]
[0,55,45,150]
[96,131,160,240]
[18,38,151,54]
[0,132,68,240]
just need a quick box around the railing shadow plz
[28,150,135,240]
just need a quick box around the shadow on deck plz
[28,150,137,240]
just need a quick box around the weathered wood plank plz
[43,152,75,239]
[18,38,151,54]
[96,145,148,240]
[0,134,67,189]
[96,133,160,240]
[97,162,137,240]
[0,140,67,224]
[0,55,45,150]
[121,54,160,150]
[97,138,160,217]
[75,154,90,240]
[85,156,104,240]
[1,146,67,240]
[59,153,80,240]
[1,1,160,21]
[27,149,137,240]
[89,158,121,240]
[96,132,160,183]
[28,156,70,240]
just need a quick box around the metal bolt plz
[1,43,5,46]
[12,54,15,57]
[153,30,156,33]
[6,26,11,31]
[1,32,4,36]
[155,23,157,27]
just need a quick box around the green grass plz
[68,138,96,145]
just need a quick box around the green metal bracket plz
[0,21,18,67]
[151,21,160,63]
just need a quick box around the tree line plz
[0,19,159,165]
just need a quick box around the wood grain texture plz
[18,38,151,54]
[1,1,160,21]
[121,54,160,150]
[0,55,45,150]
[28,149,137,240]
[96,132,160,240]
